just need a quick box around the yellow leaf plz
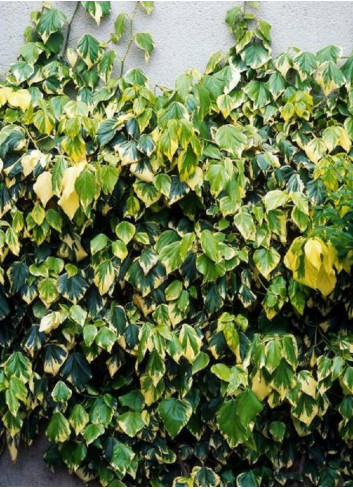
[316,264,336,297]
[0,87,31,111]
[302,257,319,289]
[339,127,352,152]
[58,164,84,220]
[0,87,9,106]
[61,135,86,163]
[304,138,326,164]
[21,150,47,177]
[39,311,66,333]
[292,402,318,426]
[251,371,271,401]
[299,372,317,398]
[304,238,322,270]
[7,89,31,111]
[33,171,53,207]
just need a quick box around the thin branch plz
[62,1,80,56]
[120,1,139,77]
[23,127,39,150]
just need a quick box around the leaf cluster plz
[1,1,353,486]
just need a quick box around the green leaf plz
[4,352,32,383]
[60,441,87,471]
[100,166,119,194]
[193,467,220,487]
[137,134,156,157]
[8,262,28,294]
[241,43,271,69]
[69,404,89,435]
[179,324,202,363]
[96,326,116,352]
[69,304,87,327]
[82,1,111,25]
[159,233,194,274]
[112,13,127,44]
[316,60,345,95]
[83,423,105,444]
[90,233,109,255]
[253,248,281,279]
[158,398,192,437]
[77,34,102,68]
[9,377,27,403]
[116,221,136,244]
[237,471,259,487]
[342,366,353,395]
[98,50,116,83]
[120,390,144,411]
[46,208,63,232]
[134,33,155,62]
[37,9,67,43]
[33,108,55,135]
[97,118,117,146]
[140,1,154,15]
[6,389,20,416]
[211,363,231,382]
[38,277,59,308]
[118,411,144,437]
[58,271,89,304]
[93,259,115,295]
[216,399,249,448]
[112,240,128,260]
[44,344,68,376]
[165,280,183,301]
[269,420,286,442]
[196,254,226,283]
[46,412,71,443]
[205,163,231,197]
[234,207,256,241]
[215,125,247,157]
[109,439,135,474]
[263,190,288,211]
[217,391,262,448]
[236,390,263,428]
[293,51,317,79]
[52,381,72,403]
[61,352,92,391]
[83,324,97,347]
[75,168,97,209]
[244,80,271,109]
[200,229,221,263]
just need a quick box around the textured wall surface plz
[0,1,353,87]
[0,433,84,486]
[0,1,352,486]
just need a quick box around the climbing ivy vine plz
[1,0,353,486]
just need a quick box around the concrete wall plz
[0,2,353,88]
[0,1,352,486]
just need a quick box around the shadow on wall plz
[0,433,85,487]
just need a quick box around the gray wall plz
[0,1,352,486]
[0,2,353,87]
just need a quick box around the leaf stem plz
[23,127,39,150]
[120,1,139,77]
[62,1,80,56]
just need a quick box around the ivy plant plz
[1,0,353,486]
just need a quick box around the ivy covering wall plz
[1,1,353,486]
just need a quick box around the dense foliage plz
[1,1,353,486]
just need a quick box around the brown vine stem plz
[62,1,80,56]
[120,1,139,77]
[24,127,39,150]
